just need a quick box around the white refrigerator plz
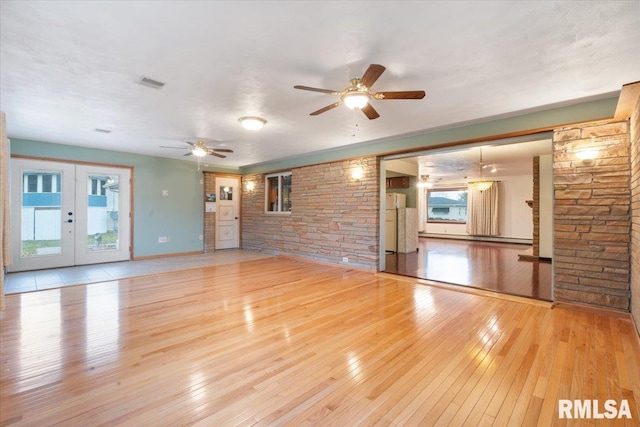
[385,193,406,252]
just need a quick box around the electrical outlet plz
[342,257,349,263]
[158,236,167,243]
[199,234,203,241]
[162,190,169,196]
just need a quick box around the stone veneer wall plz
[203,172,216,253]
[553,120,631,310]
[631,98,640,330]
[242,156,379,269]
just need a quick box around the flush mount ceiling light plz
[239,116,267,131]
[468,147,494,191]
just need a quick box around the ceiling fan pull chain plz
[352,109,361,137]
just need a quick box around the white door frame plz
[9,157,132,272]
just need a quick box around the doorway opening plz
[380,135,553,301]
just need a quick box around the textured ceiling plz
[1,1,639,168]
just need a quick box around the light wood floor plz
[1,257,638,426]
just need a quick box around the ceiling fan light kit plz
[342,91,370,110]
[239,116,267,131]
[160,140,234,159]
[191,146,207,157]
[294,64,426,120]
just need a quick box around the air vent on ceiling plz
[94,128,112,133]
[138,76,166,89]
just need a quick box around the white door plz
[74,164,131,265]
[215,176,240,249]
[9,158,131,272]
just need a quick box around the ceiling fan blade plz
[360,64,386,88]
[159,146,188,149]
[185,141,196,146]
[183,152,193,157]
[361,103,380,120]
[209,148,234,153]
[208,151,227,158]
[294,85,339,95]
[374,90,426,100]
[310,101,343,116]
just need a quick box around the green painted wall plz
[10,139,240,258]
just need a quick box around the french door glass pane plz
[86,174,119,252]
[21,170,62,257]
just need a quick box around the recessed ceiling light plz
[239,116,266,131]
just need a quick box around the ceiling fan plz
[294,64,426,120]
[160,141,233,158]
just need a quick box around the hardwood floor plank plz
[1,257,638,425]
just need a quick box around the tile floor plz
[4,249,276,294]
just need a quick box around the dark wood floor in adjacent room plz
[385,237,552,301]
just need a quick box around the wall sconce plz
[245,181,256,192]
[575,149,599,160]
[351,165,364,181]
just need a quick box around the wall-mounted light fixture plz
[575,149,599,160]
[351,165,365,181]
[246,181,256,192]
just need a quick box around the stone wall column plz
[553,121,631,310]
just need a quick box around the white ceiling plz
[414,139,553,187]
[1,1,639,168]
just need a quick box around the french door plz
[9,158,131,272]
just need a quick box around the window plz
[427,189,468,223]
[24,173,61,193]
[26,175,38,193]
[265,171,292,213]
[90,178,107,196]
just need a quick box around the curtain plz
[0,111,11,310]
[466,181,499,236]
